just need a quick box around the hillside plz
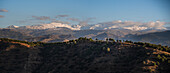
[0,28,160,42]
[0,38,169,73]
[0,29,32,40]
[126,30,170,46]
[0,29,75,42]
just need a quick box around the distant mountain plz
[166,27,170,30]
[7,21,167,31]
[26,34,75,42]
[1,22,169,45]
[0,28,164,43]
[7,25,19,29]
[0,28,75,42]
[0,29,32,40]
[93,32,113,40]
[7,23,81,30]
[88,20,167,31]
[126,30,170,46]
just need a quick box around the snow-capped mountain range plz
[7,20,167,31]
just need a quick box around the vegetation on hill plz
[0,37,169,73]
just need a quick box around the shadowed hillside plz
[126,30,170,46]
[0,38,169,73]
[0,28,154,42]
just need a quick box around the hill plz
[0,38,169,73]
[0,29,32,40]
[0,28,159,42]
[0,29,75,42]
[126,30,170,46]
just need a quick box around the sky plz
[0,0,170,28]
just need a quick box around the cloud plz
[67,17,95,26]
[17,20,27,23]
[0,15,4,18]
[0,9,8,12]
[67,18,80,21]
[143,21,166,29]
[56,15,69,18]
[32,16,50,20]
[79,21,90,26]
[79,17,96,26]
[52,20,70,24]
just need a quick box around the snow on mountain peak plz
[7,25,19,29]
[91,21,167,31]
[10,22,81,30]
[6,21,167,31]
[123,26,148,31]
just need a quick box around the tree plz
[89,38,93,42]
[157,54,162,59]
[95,38,98,41]
[157,61,160,65]
[123,40,125,42]
[119,40,122,43]
[106,38,108,41]
[107,47,110,52]
[117,40,119,42]
[72,40,76,44]
[109,38,115,42]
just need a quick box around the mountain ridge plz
[0,28,169,46]
[7,21,167,31]
[126,30,170,46]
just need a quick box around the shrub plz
[153,62,156,66]
[157,55,162,59]
[106,38,108,41]
[157,61,160,65]
[107,47,110,52]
